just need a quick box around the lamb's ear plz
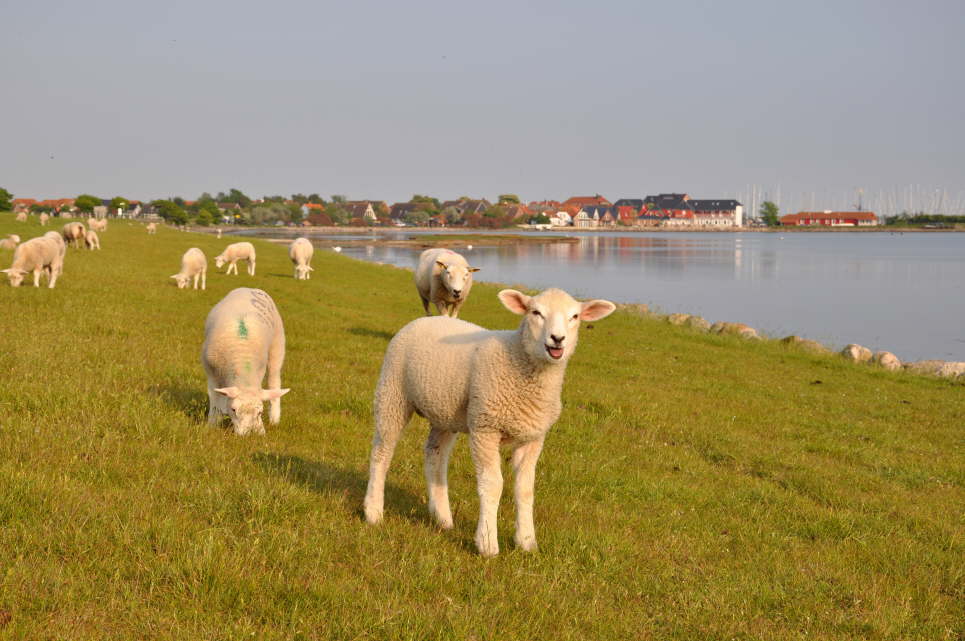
[261,388,290,401]
[498,289,530,315]
[469,267,480,272]
[435,261,448,269]
[580,299,616,322]
[308,266,314,271]
[214,387,241,399]
[170,275,179,279]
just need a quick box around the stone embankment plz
[618,305,965,380]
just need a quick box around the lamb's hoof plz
[515,535,538,553]
[363,505,383,525]
[475,536,499,558]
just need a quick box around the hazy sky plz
[2,0,964,211]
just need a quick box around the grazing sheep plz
[146,222,157,234]
[289,237,314,280]
[414,248,480,318]
[15,212,27,222]
[0,234,20,251]
[201,288,289,435]
[88,218,107,232]
[61,211,73,219]
[215,242,256,276]
[216,228,222,239]
[364,288,616,556]
[2,235,65,288]
[61,222,86,249]
[39,213,49,226]
[84,230,101,250]
[171,247,207,290]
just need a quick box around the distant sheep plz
[84,230,101,250]
[61,222,86,248]
[289,237,314,280]
[39,213,50,226]
[88,218,107,232]
[201,287,289,435]
[364,288,616,556]
[61,212,73,219]
[0,234,20,251]
[146,222,157,234]
[15,212,27,222]
[171,247,207,290]
[215,242,256,276]
[2,235,65,288]
[414,248,479,318]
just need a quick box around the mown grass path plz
[0,215,962,640]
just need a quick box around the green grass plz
[0,214,962,640]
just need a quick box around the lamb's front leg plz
[511,438,545,552]
[207,388,223,425]
[470,430,504,557]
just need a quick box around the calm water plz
[238,229,965,361]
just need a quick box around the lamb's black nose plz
[550,334,564,345]
[452,290,461,298]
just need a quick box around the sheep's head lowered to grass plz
[435,259,479,302]
[2,268,27,287]
[213,386,290,435]
[498,288,616,364]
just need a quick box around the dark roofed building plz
[613,198,645,209]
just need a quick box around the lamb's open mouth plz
[546,345,564,360]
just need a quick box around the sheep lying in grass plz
[39,213,49,226]
[146,222,157,234]
[289,237,314,280]
[215,242,256,276]
[201,288,289,435]
[84,230,101,250]
[171,247,207,290]
[15,212,27,222]
[0,234,20,250]
[62,222,86,249]
[2,235,65,288]
[364,287,616,556]
[414,248,479,318]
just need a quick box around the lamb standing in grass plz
[0,234,20,251]
[146,222,157,234]
[171,247,207,290]
[414,248,479,318]
[62,222,86,249]
[215,241,256,276]
[88,218,107,232]
[15,212,27,222]
[84,230,101,250]
[2,235,65,288]
[201,288,289,435]
[289,237,314,280]
[364,287,616,556]
[39,213,49,226]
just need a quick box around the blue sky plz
[2,0,963,213]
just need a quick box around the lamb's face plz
[172,274,190,288]
[499,288,617,365]
[3,268,26,287]
[215,256,227,268]
[295,264,312,279]
[226,394,266,435]
[436,260,478,301]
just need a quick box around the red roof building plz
[562,195,611,209]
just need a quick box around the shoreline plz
[191,224,964,235]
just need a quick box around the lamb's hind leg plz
[364,383,413,524]
[425,427,458,529]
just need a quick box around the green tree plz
[403,210,430,226]
[530,214,551,225]
[760,201,780,227]
[327,206,350,225]
[330,194,347,204]
[0,187,13,211]
[195,200,219,226]
[441,206,463,225]
[109,196,128,211]
[498,194,520,204]
[74,194,101,213]
[409,194,439,215]
[217,188,251,207]
[307,193,324,204]
[195,209,214,226]
[151,199,188,225]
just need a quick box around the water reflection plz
[235,228,965,360]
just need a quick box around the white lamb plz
[414,248,479,318]
[215,241,256,276]
[61,222,86,249]
[146,222,157,234]
[363,287,616,556]
[201,288,289,435]
[289,237,314,280]
[15,212,27,222]
[39,213,49,226]
[84,230,101,250]
[0,234,20,250]
[88,218,107,232]
[171,247,207,290]
[61,211,73,219]
[2,235,65,288]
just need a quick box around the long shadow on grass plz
[150,382,208,421]
[347,327,394,341]
[252,452,427,523]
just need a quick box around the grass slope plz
[0,214,962,640]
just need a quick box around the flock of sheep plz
[3,217,616,556]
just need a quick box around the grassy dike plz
[0,214,961,640]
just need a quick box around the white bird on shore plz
[467,244,473,250]
[333,246,342,253]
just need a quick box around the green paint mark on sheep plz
[237,318,248,339]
